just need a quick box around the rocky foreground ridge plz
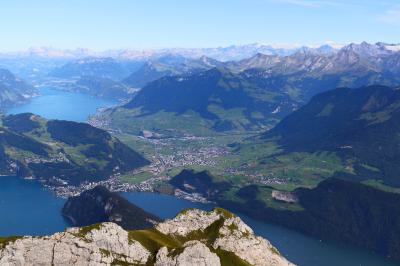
[0,208,294,266]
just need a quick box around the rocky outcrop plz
[156,208,221,236]
[0,208,294,266]
[271,190,298,203]
[213,216,289,266]
[155,241,221,266]
[157,208,294,266]
[0,223,150,265]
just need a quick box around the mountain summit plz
[0,208,294,266]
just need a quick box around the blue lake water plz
[7,87,118,122]
[0,176,68,236]
[0,176,397,266]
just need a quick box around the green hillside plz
[0,113,149,185]
[264,85,400,187]
[97,68,297,136]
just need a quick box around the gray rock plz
[155,241,220,266]
[213,217,295,266]
[0,223,149,266]
[156,209,220,236]
[0,208,295,266]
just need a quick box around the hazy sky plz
[0,0,399,51]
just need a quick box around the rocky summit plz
[0,208,294,266]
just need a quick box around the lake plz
[0,176,397,266]
[7,87,118,122]
[0,176,68,236]
[2,88,399,265]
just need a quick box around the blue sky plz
[0,0,399,51]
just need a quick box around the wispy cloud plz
[270,0,342,8]
[378,8,400,25]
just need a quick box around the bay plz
[7,87,118,122]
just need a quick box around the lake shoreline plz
[1,176,398,266]
[6,87,118,122]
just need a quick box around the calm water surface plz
[0,177,397,266]
[0,176,68,236]
[7,87,118,122]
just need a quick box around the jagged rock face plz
[83,223,150,262]
[157,209,294,266]
[0,208,295,266]
[213,217,291,266]
[155,241,221,266]
[156,208,221,236]
[0,223,150,266]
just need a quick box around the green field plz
[115,130,354,211]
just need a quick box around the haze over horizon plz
[1,0,399,51]
[0,41,346,54]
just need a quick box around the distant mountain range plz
[120,42,400,91]
[48,57,135,80]
[4,41,397,89]
[2,42,400,61]
[4,41,400,134]
[0,57,68,81]
[0,69,36,107]
[0,43,340,61]
[123,55,223,88]
[44,75,133,100]
[95,42,400,135]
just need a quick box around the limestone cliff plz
[0,208,294,266]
